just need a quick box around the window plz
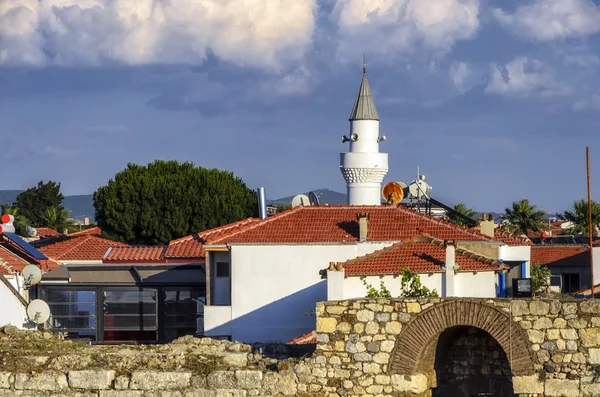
[42,289,96,340]
[163,289,205,340]
[562,273,581,293]
[216,262,230,278]
[103,288,157,341]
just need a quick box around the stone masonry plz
[313,298,600,396]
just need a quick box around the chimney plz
[357,213,369,242]
[257,187,267,220]
[444,240,457,297]
[479,213,496,238]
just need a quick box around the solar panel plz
[3,233,48,260]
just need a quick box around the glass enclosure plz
[43,289,96,339]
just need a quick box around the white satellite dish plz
[26,226,37,237]
[308,191,320,206]
[27,299,51,324]
[22,264,42,287]
[291,194,310,207]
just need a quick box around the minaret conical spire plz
[349,55,379,121]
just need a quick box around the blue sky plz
[1,0,600,213]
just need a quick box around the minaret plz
[340,59,388,205]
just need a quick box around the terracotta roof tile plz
[287,330,317,344]
[338,235,506,276]
[34,227,61,238]
[0,244,31,274]
[104,246,167,263]
[206,206,528,246]
[35,234,127,261]
[165,218,259,259]
[531,246,589,267]
[69,226,102,237]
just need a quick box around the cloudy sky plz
[1,0,600,213]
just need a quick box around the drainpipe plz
[521,261,527,278]
[498,270,506,298]
[257,187,267,220]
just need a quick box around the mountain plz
[0,190,95,222]
[269,189,347,206]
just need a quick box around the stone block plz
[550,300,561,314]
[553,318,567,329]
[560,329,578,340]
[100,392,145,397]
[69,370,115,390]
[544,379,579,396]
[546,329,560,340]
[385,321,401,335]
[581,300,600,314]
[380,340,395,352]
[375,375,390,385]
[511,300,529,316]
[533,317,553,330]
[336,322,351,333]
[512,375,543,394]
[235,370,262,390]
[363,363,382,374]
[373,352,390,364]
[365,321,379,334]
[262,372,297,396]
[129,372,191,390]
[397,313,412,323]
[207,371,236,389]
[530,301,550,315]
[114,376,129,390]
[14,372,68,391]
[527,329,545,344]
[222,353,248,368]
[589,348,600,364]
[563,302,578,315]
[582,382,600,395]
[316,317,337,333]
[375,313,390,322]
[406,303,421,313]
[356,310,374,322]
[326,305,346,315]
[580,328,600,347]
[0,373,12,389]
[391,374,428,394]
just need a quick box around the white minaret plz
[340,60,388,205]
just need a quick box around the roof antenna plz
[363,54,367,75]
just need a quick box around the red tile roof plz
[287,330,317,344]
[34,234,127,261]
[69,226,102,236]
[104,246,167,263]
[35,227,61,238]
[531,246,589,267]
[165,218,260,259]
[337,235,506,276]
[0,244,30,275]
[205,206,528,246]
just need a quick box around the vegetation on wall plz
[363,279,392,298]
[94,160,259,245]
[531,263,552,295]
[400,268,439,297]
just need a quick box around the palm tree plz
[40,206,74,234]
[0,205,30,236]
[563,199,600,236]
[447,203,478,227]
[503,199,547,236]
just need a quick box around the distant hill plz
[269,189,347,206]
[0,190,95,222]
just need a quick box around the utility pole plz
[587,147,595,299]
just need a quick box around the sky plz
[1,0,600,214]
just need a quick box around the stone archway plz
[389,300,535,378]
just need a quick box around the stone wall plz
[313,297,600,396]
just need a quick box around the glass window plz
[216,262,229,278]
[42,289,96,340]
[163,289,205,341]
[103,288,157,341]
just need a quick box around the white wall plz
[593,247,600,285]
[454,271,497,298]
[0,275,27,328]
[499,246,530,262]
[228,242,391,343]
[342,273,442,299]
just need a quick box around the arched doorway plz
[389,300,535,395]
[432,326,514,396]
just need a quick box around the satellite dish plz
[22,265,42,287]
[27,299,51,324]
[308,191,320,206]
[26,226,37,237]
[291,194,310,208]
[382,181,408,205]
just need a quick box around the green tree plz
[40,206,74,234]
[0,205,30,236]
[563,199,600,237]
[503,199,547,236]
[447,203,478,227]
[14,181,65,227]
[363,279,392,298]
[400,268,439,297]
[94,160,259,245]
[531,264,551,295]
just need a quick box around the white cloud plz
[0,0,317,68]
[449,61,469,90]
[331,0,479,59]
[486,57,569,98]
[493,0,600,41]
[573,94,600,111]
